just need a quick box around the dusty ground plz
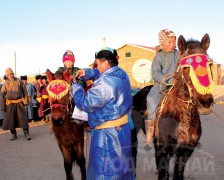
[0,85,224,180]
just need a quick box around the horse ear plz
[46,69,54,82]
[177,35,187,55]
[201,34,210,52]
[63,69,71,83]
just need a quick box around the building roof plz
[117,43,156,52]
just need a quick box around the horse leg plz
[131,128,138,169]
[76,143,86,180]
[76,153,86,180]
[155,144,170,180]
[131,108,144,169]
[64,158,74,180]
[59,145,74,180]
[173,147,193,180]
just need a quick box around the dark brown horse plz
[46,69,86,180]
[131,85,153,167]
[154,34,214,179]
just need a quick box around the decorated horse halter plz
[46,79,71,110]
[179,54,213,95]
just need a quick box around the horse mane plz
[53,70,63,79]
[46,68,71,82]
[187,38,199,43]
[186,38,201,50]
[171,70,190,100]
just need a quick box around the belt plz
[36,97,41,103]
[6,98,23,106]
[94,114,128,130]
[42,95,49,99]
[36,95,49,103]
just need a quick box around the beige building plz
[211,63,222,85]
[117,44,156,89]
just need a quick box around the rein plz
[157,69,194,115]
[50,92,73,116]
[49,90,84,126]
[177,73,195,108]
[211,109,224,122]
[51,103,67,109]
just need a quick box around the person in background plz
[3,75,7,81]
[0,83,3,126]
[58,50,86,88]
[71,47,135,179]
[34,75,42,103]
[38,75,50,123]
[0,68,31,140]
[33,75,42,121]
[145,29,179,148]
[21,75,36,122]
[0,75,8,126]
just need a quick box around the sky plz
[0,0,223,77]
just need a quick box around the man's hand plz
[72,76,77,84]
[76,69,85,78]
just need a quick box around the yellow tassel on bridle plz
[180,54,213,95]
[189,66,213,94]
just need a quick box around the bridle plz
[177,69,195,108]
[47,79,85,126]
[159,52,213,110]
[176,53,213,107]
[46,79,73,125]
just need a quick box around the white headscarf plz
[158,29,176,46]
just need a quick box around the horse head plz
[175,34,214,114]
[46,69,73,125]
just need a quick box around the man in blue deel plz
[71,47,135,179]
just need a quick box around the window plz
[125,52,131,58]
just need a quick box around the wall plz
[117,45,156,88]
[212,64,222,85]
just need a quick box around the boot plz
[23,129,31,140]
[10,130,17,141]
[145,120,155,147]
[44,115,49,123]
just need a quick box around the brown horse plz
[154,34,214,179]
[46,69,86,180]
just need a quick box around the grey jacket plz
[146,49,179,118]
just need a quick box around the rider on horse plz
[58,50,87,88]
[145,29,179,147]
